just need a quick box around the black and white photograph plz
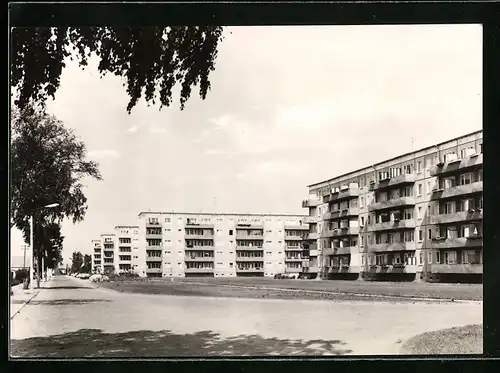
[9,9,483,358]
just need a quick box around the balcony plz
[118,256,132,262]
[430,236,483,250]
[431,181,483,200]
[236,246,264,251]
[285,246,303,251]
[304,216,318,224]
[236,224,264,230]
[285,225,310,231]
[185,233,214,240]
[307,232,319,240]
[185,267,214,273]
[185,256,214,262]
[323,226,359,238]
[369,219,416,232]
[145,232,162,239]
[236,257,264,262]
[429,209,483,225]
[328,264,352,273]
[323,246,354,256]
[309,249,318,257]
[368,197,415,212]
[235,233,264,240]
[323,188,360,203]
[146,245,163,250]
[284,235,305,241]
[373,173,416,191]
[430,153,483,177]
[146,221,162,228]
[285,257,304,262]
[368,241,416,252]
[145,256,162,262]
[429,264,483,274]
[145,267,162,273]
[236,267,264,273]
[186,245,215,251]
[103,246,114,251]
[367,264,417,274]
[302,198,320,208]
[323,207,359,221]
[186,223,214,229]
[285,267,303,273]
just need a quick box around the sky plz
[10,24,482,264]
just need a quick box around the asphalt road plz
[10,275,483,357]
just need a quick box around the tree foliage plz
[82,254,92,273]
[10,106,102,244]
[71,251,84,273]
[38,222,64,270]
[11,26,225,113]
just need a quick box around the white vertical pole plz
[29,215,34,290]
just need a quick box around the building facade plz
[303,130,483,283]
[91,239,102,273]
[135,212,309,278]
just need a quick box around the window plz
[444,251,457,264]
[417,161,422,172]
[360,217,365,226]
[403,186,413,197]
[229,229,233,235]
[480,144,483,153]
[428,252,432,264]
[436,251,440,264]
[418,230,423,242]
[427,182,431,194]
[165,218,171,223]
[444,177,455,189]
[417,207,422,219]
[404,231,414,242]
[428,229,432,240]
[444,201,455,214]
[417,184,423,196]
[419,252,423,265]
[460,173,472,185]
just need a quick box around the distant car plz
[78,273,91,279]
[274,273,297,280]
[89,274,110,282]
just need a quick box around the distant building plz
[302,130,483,283]
[11,254,28,278]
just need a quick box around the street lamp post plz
[28,203,59,290]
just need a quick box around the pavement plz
[10,279,52,319]
[9,275,483,357]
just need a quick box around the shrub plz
[15,268,29,282]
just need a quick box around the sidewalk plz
[10,278,52,319]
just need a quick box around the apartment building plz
[303,130,483,283]
[115,225,140,273]
[91,239,102,273]
[136,212,309,278]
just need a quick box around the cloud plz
[209,113,234,130]
[87,149,120,159]
[127,126,138,133]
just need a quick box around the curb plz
[10,288,41,320]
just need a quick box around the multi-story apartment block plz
[115,225,140,274]
[100,233,116,274]
[303,130,483,283]
[91,239,102,273]
[136,212,309,278]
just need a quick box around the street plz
[10,275,483,357]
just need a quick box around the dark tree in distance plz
[39,222,64,270]
[10,106,102,257]
[11,26,225,113]
[82,254,92,273]
[71,251,84,274]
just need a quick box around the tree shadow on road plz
[11,299,112,306]
[10,328,353,357]
[42,286,94,290]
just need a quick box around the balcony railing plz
[323,207,359,221]
[431,181,483,200]
[285,246,303,251]
[302,198,320,208]
[429,264,483,274]
[369,219,416,232]
[304,216,318,224]
[145,256,162,262]
[430,236,483,249]
[373,173,416,191]
[323,226,359,238]
[145,267,162,273]
[323,246,354,256]
[323,188,360,203]
[235,232,264,240]
[367,264,417,273]
[185,245,215,251]
[328,264,351,273]
[430,153,483,177]
[103,246,114,251]
[236,246,264,251]
[145,245,163,250]
[368,241,416,252]
[285,235,306,241]
[368,197,415,212]
[145,232,162,239]
[307,232,319,240]
[185,223,215,229]
[429,209,483,225]
[185,267,214,273]
[146,221,162,228]
[185,233,214,240]
[235,257,264,262]
[185,256,214,262]
[236,267,264,272]
[284,257,304,262]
